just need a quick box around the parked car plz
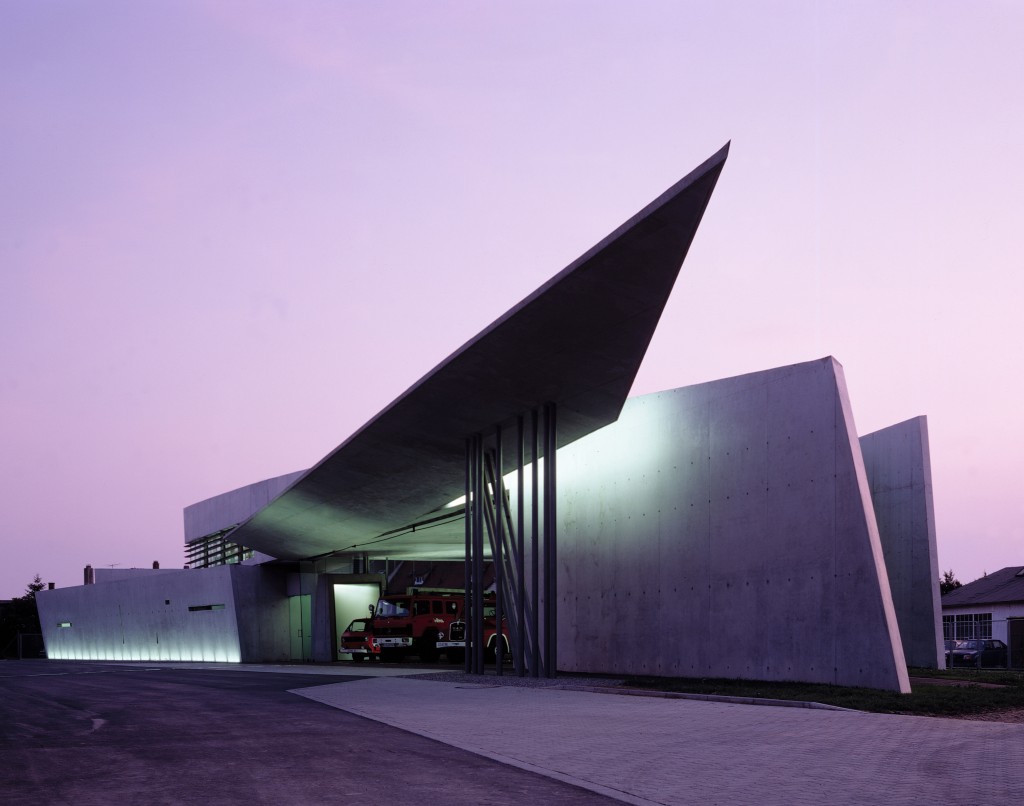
[949,639,1007,669]
[340,618,379,661]
[944,639,956,667]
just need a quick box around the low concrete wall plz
[556,357,910,692]
[37,565,289,663]
[861,417,943,668]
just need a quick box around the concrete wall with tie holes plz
[555,356,912,692]
[860,416,944,669]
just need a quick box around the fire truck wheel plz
[485,640,508,665]
[417,633,440,663]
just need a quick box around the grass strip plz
[621,670,1024,717]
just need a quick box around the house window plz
[945,613,992,639]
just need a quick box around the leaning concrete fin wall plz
[830,360,910,691]
[556,357,911,692]
[860,416,943,668]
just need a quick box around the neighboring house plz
[941,566,1024,668]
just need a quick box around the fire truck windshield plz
[375,597,410,618]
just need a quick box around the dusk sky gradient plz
[3,2,1023,598]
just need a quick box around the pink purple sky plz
[2,2,1022,598]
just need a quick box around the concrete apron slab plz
[292,677,1024,806]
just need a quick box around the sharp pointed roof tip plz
[669,140,729,199]
[228,146,731,561]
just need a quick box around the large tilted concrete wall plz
[37,565,292,663]
[556,357,910,692]
[860,417,943,668]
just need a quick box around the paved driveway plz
[0,661,614,805]
[297,676,1024,805]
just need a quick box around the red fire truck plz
[437,596,509,663]
[370,589,463,662]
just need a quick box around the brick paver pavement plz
[293,677,1024,805]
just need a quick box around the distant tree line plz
[0,574,44,658]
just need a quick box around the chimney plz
[84,565,95,585]
[152,561,160,570]
[47,582,55,590]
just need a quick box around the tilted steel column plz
[483,447,527,676]
[516,414,526,676]
[486,459,526,677]
[472,434,485,674]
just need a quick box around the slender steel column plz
[553,403,560,678]
[543,401,557,677]
[463,438,472,674]
[460,410,551,677]
[494,426,504,674]
[516,414,526,676]
[531,407,541,677]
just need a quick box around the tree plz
[1,574,44,657]
[23,574,45,600]
[940,569,962,595]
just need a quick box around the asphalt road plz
[0,660,615,805]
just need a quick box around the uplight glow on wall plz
[46,630,242,663]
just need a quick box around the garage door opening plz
[333,583,381,661]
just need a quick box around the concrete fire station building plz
[37,145,942,692]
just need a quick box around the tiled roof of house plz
[942,566,1024,606]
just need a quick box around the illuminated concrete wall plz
[556,357,910,692]
[37,565,291,663]
[860,417,943,668]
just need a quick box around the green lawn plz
[621,668,1024,717]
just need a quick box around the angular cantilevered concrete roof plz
[230,144,729,561]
